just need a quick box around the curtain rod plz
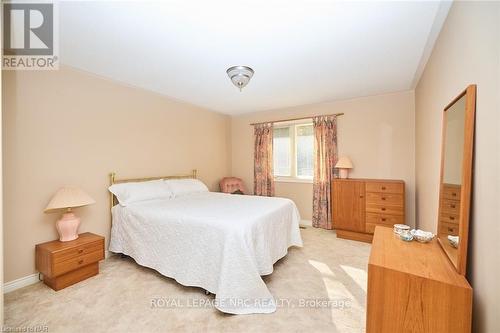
[249,112,344,126]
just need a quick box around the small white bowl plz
[448,235,459,248]
[393,224,410,235]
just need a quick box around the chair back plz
[220,177,247,194]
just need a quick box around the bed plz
[108,170,303,314]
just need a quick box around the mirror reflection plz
[438,95,466,263]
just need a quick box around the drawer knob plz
[452,193,457,197]
[381,186,386,190]
[359,195,364,198]
[78,259,83,265]
[451,204,456,208]
[381,208,386,211]
[381,218,386,222]
[381,197,386,201]
[449,216,455,220]
[448,228,453,232]
[78,249,83,254]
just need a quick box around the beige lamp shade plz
[335,156,354,169]
[44,187,96,213]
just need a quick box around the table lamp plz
[44,187,96,242]
[335,156,354,179]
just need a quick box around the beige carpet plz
[5,227,370,333]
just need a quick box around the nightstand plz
[35,232,105,291]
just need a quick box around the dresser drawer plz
[440,222,459,236]
[53,249,104,277]
[52,239,104,264]
[366,182,404,194]
[440,198,461,215]
[442,184,461,200]
[366,192,403,206]
[366,204,404,216]
[366,213,404,226]
[440,212,460,224]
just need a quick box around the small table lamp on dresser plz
[44,187,95,241]
[335,156,353,179]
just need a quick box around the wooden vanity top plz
[369,226,470,288]
[367,226,472,332]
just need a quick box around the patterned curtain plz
[254,123,275,196]
[312,115,338,229]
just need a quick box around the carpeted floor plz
[5,227,370,333]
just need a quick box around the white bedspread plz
[109,192,303,314]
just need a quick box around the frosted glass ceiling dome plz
[226,66,254,91]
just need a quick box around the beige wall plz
[442,96,465,185]
[1,47,3,323]
[231,91,416,225]
[2,66,231,282]
[415,2,500,332]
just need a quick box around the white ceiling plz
[60,1,451,115]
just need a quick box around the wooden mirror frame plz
[437,84,476,275]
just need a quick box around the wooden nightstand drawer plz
[45,262,99,291]
[53,239,104,264]
[53,248,104,276]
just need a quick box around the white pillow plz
[108,179,173,206]
[164,179,209,197]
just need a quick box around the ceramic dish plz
[410,229,435,243]
[393,224,410,235]
[398,229,414,242]
[448,235,459,248]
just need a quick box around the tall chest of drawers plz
[332,179,405,242]
[439,183,461,236]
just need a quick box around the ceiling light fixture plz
[226,66,254,92]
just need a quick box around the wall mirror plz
[437,85,476,275]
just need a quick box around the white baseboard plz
[3,273,40,294]
[300,219,312,227]
[4,251,112,294]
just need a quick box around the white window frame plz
[273,121,314,183]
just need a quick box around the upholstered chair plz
[219,177,247,194]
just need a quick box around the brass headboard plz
[108,169,197,223]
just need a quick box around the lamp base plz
[339,169,350,179]
[56,212,80,242]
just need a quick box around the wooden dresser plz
[367,226,472,332]
[332,178,405,242]
[439,183,461,236]
[36,232,105,290]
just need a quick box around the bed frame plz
[108,169,197,222]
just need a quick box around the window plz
[273,127,291,176]
[273,123,314,181]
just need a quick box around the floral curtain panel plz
[312,115,338,229]
[254,123,275,196]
